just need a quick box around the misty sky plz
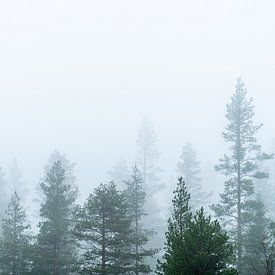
[0,1,275,202]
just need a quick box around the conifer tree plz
[181,208,235,275]
[0,167,8,228]
[8,158,27,200]
[136,117,164,261]
[177,142,208,210]
[157,178,235,275]
[73,182,133,274]
[243,194,275,274]
[211,78,271,272]
[0,191,31,274]
[156,177,191,274]
[136,117,161,196]
[107,159,130,189]
[124,166,157,274]
[33,160,78,274]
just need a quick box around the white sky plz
[0,0,275,201]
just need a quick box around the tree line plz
[0,77,275,274]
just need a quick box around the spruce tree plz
[156,177,191,274]
[124,166,157,274]
[0,191,31,274]
[211,78,271,272]
[177,142,209,210]
[33,160,78,274]
[73,182,133,274]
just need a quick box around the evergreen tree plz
[0,167,8,228]
[136,117,164,263]
[73,182,133,274]
[45,149,76,186]
[8,158,27,200]
[107,159,131,189]
[181,208,235,275]
[33,160,78,274]
[136,117,161,196]
[243,194,275,274]
[211,78,271,272]
[156,177,191,274]
[177,142,209,210]
[157,178,235,275]
[0,191,31,274]
[124,166,157,274]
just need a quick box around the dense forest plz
[0,78,274,274]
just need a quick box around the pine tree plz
[124,166,157,274]
[211,78,271,272]
[177,142,209,210]
[0,191,31,274]
[156,177,191,274]
[107,159,130,189]
[181,208,235,275]
[136,117,161,196]
[243,194,275,274]
[136,117,164,263]
[73,182,134,274]
[8,158,27,200]
[33,160,78,274]
[0,167,8,228]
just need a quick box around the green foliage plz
[32,160,78,275]
[156,177,191,274]
[157,178,235,275]
[181,208,234,275]
[0,191,31,274]
[73,182,134,274]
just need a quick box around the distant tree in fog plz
[136,118,164,264]
[136,117,162,196]
[0,192,31,274]
[211,78,272,273]
[242,193,275,274]
[8,158,27,200]
[124,166,157,274]
[0,167,8,228]
[107,158,131,189]
[45,149,76,186]
[177,142,209,210]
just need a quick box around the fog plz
[0,1,274,202]
[1,1,275,273]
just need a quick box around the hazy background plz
[0,0,274,206]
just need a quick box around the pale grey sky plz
[0,1,274,201]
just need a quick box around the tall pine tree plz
[156,177,191,274]
[33,160,78,274]
[124,166,157,274]
[0,191,31,274]
[211,78,271,273]
[73,182,133,274]
[177,142,209,210]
